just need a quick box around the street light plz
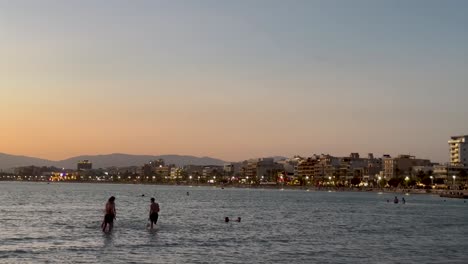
[430,175,433,186]
[453,175,456,187]
[405,176,410,188]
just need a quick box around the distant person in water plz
[102,196,116,232]
[236,217,241,222]
[394,196,399,204]
[402,197,406,204]
[149,198,160,229]
[225,217,230,222]
[186,192,189,196]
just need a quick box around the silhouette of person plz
[149,197,160,229]
[102,196,116,232]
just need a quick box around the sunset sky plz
[1,0,467,162]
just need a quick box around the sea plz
[0,182,467,264]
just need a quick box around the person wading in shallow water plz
[149,198,160,229]
[102,196,116,232]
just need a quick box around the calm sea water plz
[0,182,467,264]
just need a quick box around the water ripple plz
[0,182,467,263]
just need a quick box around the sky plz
[0,0,467,162]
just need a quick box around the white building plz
[449,135,468,166]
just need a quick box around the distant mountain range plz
[0,153,227,171]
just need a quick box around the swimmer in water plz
[394,196,399,204]
[225,217,230,223]
[236,217,241,222]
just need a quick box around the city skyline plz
[1,1,467,162]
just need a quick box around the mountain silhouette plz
[0,153,227,171]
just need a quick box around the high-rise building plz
[77,160,92,171]
[449,135,468,166]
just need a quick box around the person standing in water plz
[102,196,116,232]
[149,198,160,229]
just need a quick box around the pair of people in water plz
[101,196,160,232]
[389,196,406,204]
[102,196,116,232]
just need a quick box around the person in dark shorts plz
[149,198,160,229]
[102,196,116,232]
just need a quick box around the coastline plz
[1,180,465,196]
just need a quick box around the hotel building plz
[449,135,468,167]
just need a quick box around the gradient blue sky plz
[0,0,467,162]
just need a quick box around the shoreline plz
[1,180,465,196]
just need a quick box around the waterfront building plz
[241,158,283,182]
[77,160,92,171]
[333,153,382,184]
[449,135,468,166]
[155,166,171,178]
[183,165,204,178]
[256,158,283,182]
[243,159,258,179]
[364,154,383,182]
[313,154,340,179]
[223,163,234,176]
[382,155,431,179]
[14,166,43,176]
[202,166,223,179]
[296,157,317,178]
[117,166,140,175]
[433,164,448,177]
[170,167,184,180]
[277,157,299,175]
[223,162,244,176]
